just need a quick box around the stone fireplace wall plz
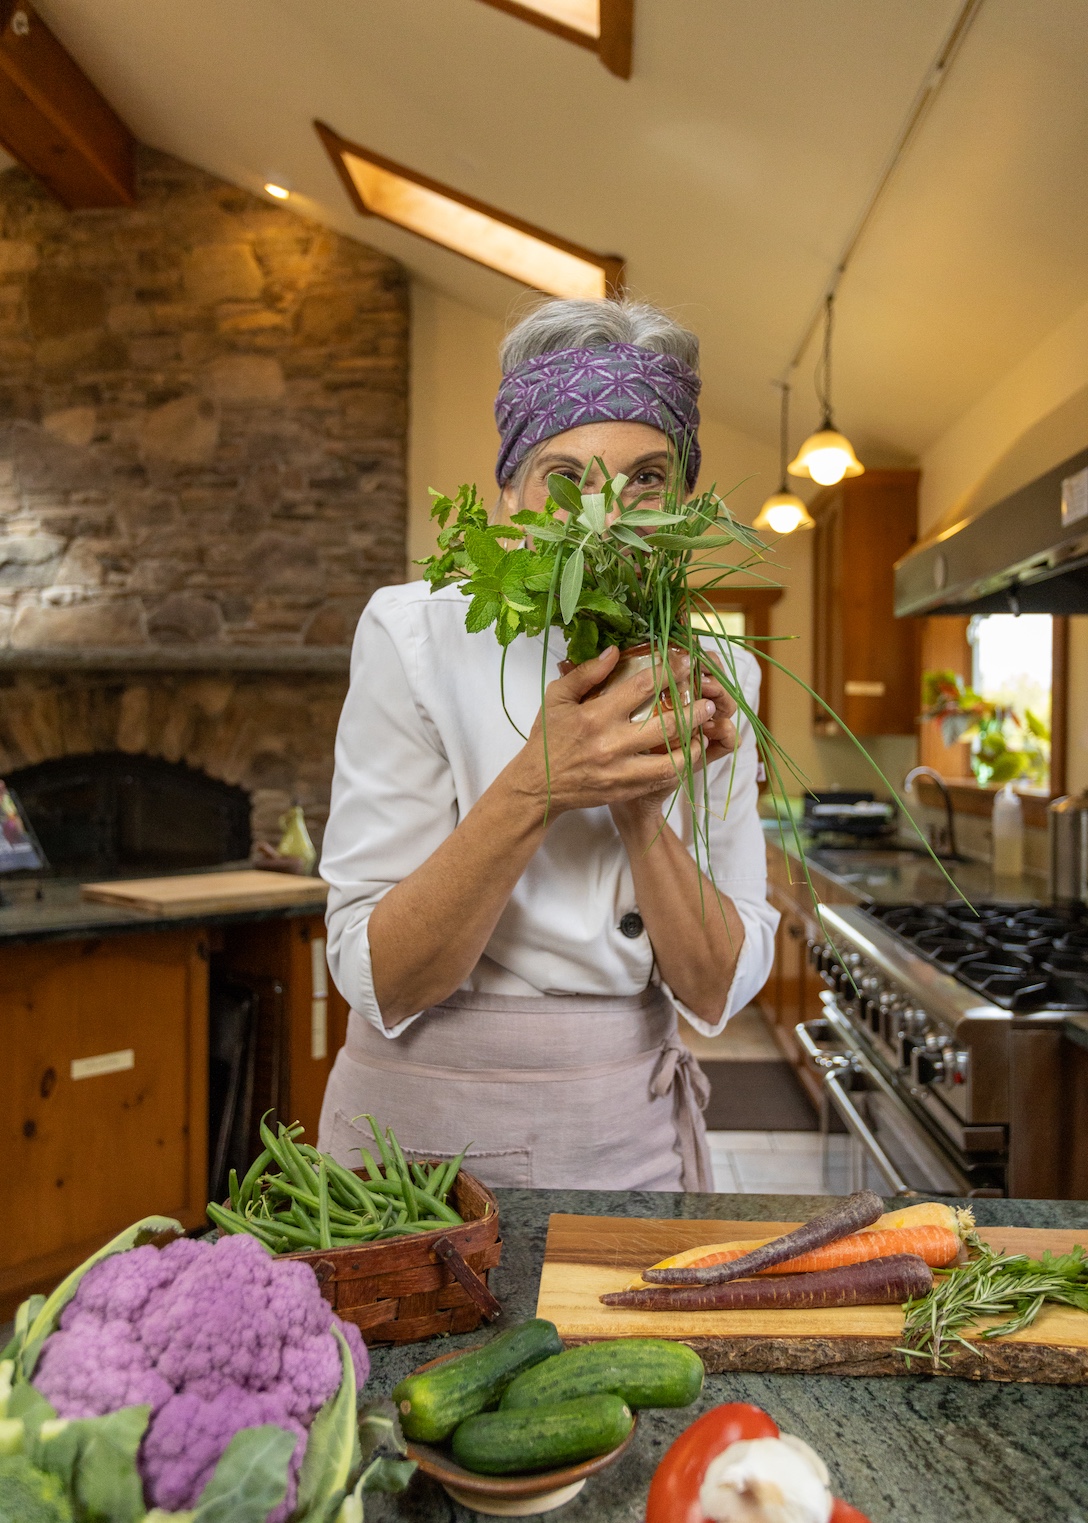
[0,147,410,848]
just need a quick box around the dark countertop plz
[0,867,326,946]
[763,821,1049,907]
[366,1189,1088,1523]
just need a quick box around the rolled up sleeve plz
[320,590,457,1037]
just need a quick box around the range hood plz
[895,445,1088,616]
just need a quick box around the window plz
[968,613,1052,790]
[969,613,1052,726]
[315,122,624,299]
[475,0,633,78]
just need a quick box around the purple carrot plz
[603,1254,932,1311]
[642,1190,885,1286]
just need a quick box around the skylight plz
[315,123,623,300]
[476,0,632,78]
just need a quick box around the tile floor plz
[685,1003,854,1195]
[706,1129,852,1196]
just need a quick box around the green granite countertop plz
[364,1190,1088,1523]
[762,822,1049,907]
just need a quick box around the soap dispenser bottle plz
[992,784,1024,879]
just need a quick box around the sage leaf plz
[578,493,607,535]
[609,523,651,553]
[559,546,585,624]
[547,473,583,515]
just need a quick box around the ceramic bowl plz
[403,1348,638,1516]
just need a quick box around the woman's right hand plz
[506,645,716,818]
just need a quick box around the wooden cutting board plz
[536,1213,1088,1385]
[81,870,328,916]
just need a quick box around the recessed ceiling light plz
[264,182,290,200]
[315,122,623,300]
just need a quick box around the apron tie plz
[651,1035,714,1192]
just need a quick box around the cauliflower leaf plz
[293,1328,357,1523]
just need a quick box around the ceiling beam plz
[0,0,135,208]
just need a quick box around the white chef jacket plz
[321,581,779,1039]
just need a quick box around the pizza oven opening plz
[8,751,252,878]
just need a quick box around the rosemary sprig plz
[899,1231,1088,1371]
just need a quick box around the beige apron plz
[317,986,713,1192]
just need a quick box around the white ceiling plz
[34,0,1088,460]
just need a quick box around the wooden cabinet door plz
[1,929,207,1315]
[811,469,919,736]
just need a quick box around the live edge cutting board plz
[536,1214,1088,1385]
[81,870,328,917]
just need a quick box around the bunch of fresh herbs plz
[900,1231,1088,1371]
[418,463,955,910]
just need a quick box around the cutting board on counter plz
[81,870,328,916]
[536,1213,1088,1385]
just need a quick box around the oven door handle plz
[823,1067,917,1197]
[795,1018,852,1072]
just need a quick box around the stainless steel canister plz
[1048,793,1088,902]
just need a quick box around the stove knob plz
[806,939,823,970]
[911,1048,945,1086]
[896,1031,919,1069]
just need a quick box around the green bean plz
[410,1185,463,1225]
[385,1128,418,1221]
[259,1114,311,1194]
[227,1168,240,1211]
[280,1126,323,1194]
[358,1147,383,1183]
[317,1157,333,1250]
[206,1202,246,1235]
[430,1145,469,1204]
[254,1216,322,1249]
[321,1154,381,1216]
[238,1146,273,1210]
[411,1162,428,1190]
[262,1175,360,1227]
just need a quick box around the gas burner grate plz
[866,902,1088,1011]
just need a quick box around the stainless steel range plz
[800,901,1082,1199]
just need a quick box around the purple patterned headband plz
[494,342,701,489]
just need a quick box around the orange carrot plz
[681,1224,961,1276]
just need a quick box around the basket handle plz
[433,1235,502,1321]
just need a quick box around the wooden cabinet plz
[811,468,919,736]
[1,928,208,1315]
[1,910,348,1319]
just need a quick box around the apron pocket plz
[325,1108,532,1188]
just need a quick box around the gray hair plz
[499,297,700,377]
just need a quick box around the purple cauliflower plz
[34,1234,369,1522]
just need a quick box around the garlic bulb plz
[698,1434,832,1523]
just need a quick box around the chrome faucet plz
[904,766,962,861]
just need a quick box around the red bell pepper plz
[645,1402,871,1523]
[646,1403,780,1523]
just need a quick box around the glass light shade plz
[752,490,815,535]
[788,428,864,487]
[264,183,290,200]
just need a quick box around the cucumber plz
[392,1318,563,1442]
[500,1338,704,1411]
[452,1393,634,1475]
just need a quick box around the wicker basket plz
[281,1166,502,1346]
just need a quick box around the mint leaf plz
[466,592,502,633]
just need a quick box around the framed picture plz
[0,779,49,874]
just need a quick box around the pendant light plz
[753,381,814,535]
[788,293,864,488]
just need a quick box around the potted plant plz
[921,670,1050,787]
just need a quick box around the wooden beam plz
[0,1,135,208]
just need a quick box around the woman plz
[318,297,778,1192]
